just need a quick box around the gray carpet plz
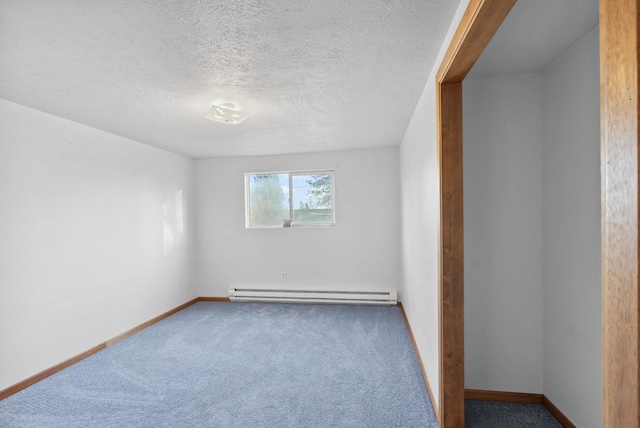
[465,400,563,427]
[0,302,438,427]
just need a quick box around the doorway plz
[436,0,639,426]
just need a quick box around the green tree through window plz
[306,175,332,208]
[249,174,286,227]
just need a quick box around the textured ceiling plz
[470,0,599,77]
[0,0,461,159]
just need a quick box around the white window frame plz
[245,169,335,228]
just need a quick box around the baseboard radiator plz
[228,286,397,305]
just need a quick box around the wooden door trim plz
[600,0,640,425]
[435,0,516,426]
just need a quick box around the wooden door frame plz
[435,2,517,425]
[436,0,640,426]
[600,0,640,426]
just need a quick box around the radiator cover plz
[228,286,397,305]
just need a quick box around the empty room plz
[1,0,639,427]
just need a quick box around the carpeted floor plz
[0,302,438,427]
[465,400,563,427]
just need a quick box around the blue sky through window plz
[277,174,329,209]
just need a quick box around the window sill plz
[247,223,335,229]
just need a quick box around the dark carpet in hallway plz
[465,399,563,427]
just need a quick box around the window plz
[246,170,335,228]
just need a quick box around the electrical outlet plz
[281,271,287,281]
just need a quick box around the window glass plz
[248,173,288,227]
[292,174,333,225]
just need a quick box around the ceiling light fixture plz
[205,102,249,125]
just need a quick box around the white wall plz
[398,0,470,409]
[399,79,442,404]
[541,26,601,427]
[195,149,400,296]
[461,25,601,426]
[0,99,197,392]
[463,74,544,392]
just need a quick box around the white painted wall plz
[0,99,197,392]
[541,26,601,427]
[195,149,400,296]
[463,74,544,393]
[461,25,601,426]
[398,0,470,409]
[399,79,442,405]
